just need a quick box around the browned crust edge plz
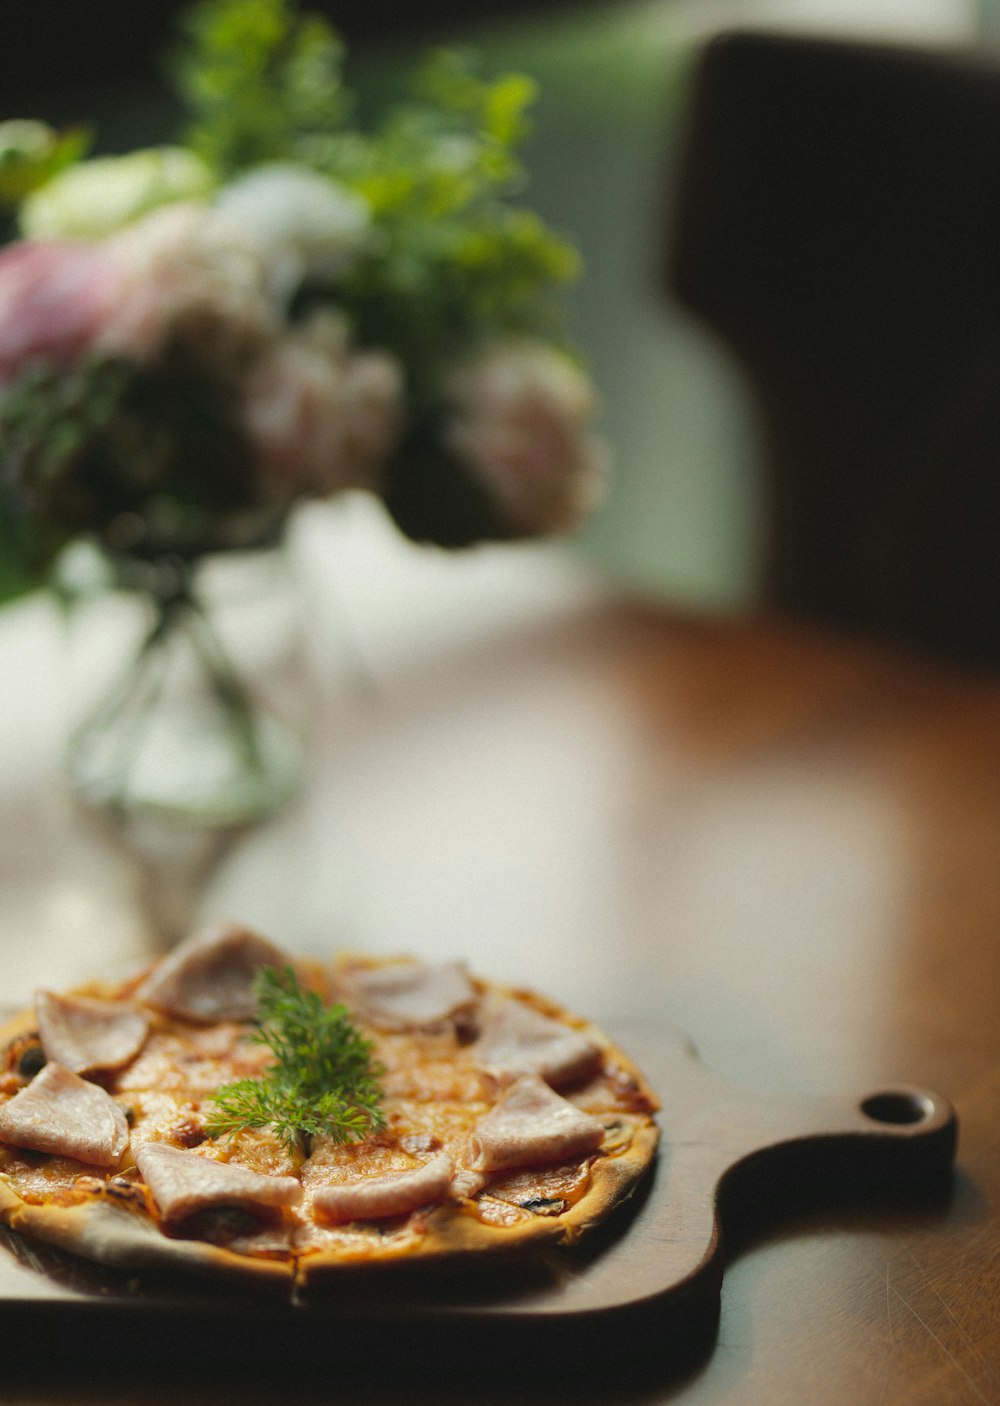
[0,1189,294,1281]
[295,1123,660,1285]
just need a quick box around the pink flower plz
[443,339,609,536]
[242,339,345,498]
[0,240,126,383]
[100,203,275,370]
[241,316,404,500]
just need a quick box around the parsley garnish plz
[204,965,385,1154]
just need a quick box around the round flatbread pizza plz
[0,923,659,1284]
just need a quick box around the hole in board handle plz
[860,1090,935,1126]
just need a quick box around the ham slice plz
[0,1063,129,1166]
[311,1152,454,1224]
[344,960,477,1031]
[34,990,149,1074]
[135,1141,301,1224]
[472,995,601,1088]
[449,1167,486,1200]
[137,922,293,1023]
[468,1074,604,1173]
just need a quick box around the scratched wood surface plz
[0,509,998,1403]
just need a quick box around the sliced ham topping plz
[344,960,477,1031]
[136,922,293,1023]
[468,1074,605,1173]
[472,995,602,1088]
[134,1141,301,1224]
[450,1167,486,1200]
[34,990,149,1074]
[311,1152,454,1224]
[0,1063,129,1166]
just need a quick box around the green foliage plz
[0,358,128,594]
[171,0,350,175]
[0,348,266,563]
[0,122,92,207]
[338,209,578,389]
[170,0,579,374]
[0,495,48,603]
[349,49,537,220]
[204,966,386,1154]
[330,49,579,381]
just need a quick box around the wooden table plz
[0,501,998,1404]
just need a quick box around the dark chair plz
[668,31,1000,669]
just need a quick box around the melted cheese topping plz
[115,1020,271,1096]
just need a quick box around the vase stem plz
[66,553,304,828]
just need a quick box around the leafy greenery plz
[204,965,386,1154]
[170,0,579,378]
[337,46,579,366]
[0,347,268,565]
[171,0,351,175]
[0,122,92,208]
[0,495,47,600]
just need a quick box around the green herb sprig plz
[204,965,385,1154]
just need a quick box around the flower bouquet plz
[0,0,607,825]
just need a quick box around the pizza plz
[0,923,659,1285]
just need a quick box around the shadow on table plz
[0,1233,719,1406]
[0,1179,967,1406]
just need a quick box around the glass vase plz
[65,551,303,826]
[60,545,307,946]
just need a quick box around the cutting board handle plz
[618,1030,959,1346]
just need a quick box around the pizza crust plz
[0,1191,294,1281]
[0,954,659,1287]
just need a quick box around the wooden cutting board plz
[0,1022,957,1391]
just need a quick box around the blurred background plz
[0,7,996,1211]
[3,0,994,620]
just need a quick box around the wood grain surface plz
[0,515,998,1403]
